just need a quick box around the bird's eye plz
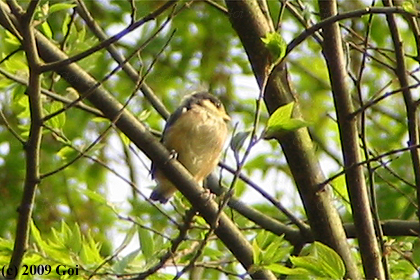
[215,102,221,108]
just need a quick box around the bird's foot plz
[166,149,178,163]
[201,188,216,201]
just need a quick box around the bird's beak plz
[223,113,231,122]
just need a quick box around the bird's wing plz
[150,105,187,179]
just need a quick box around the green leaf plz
[45,101,66,129]
[331,173,351,213]
[117,225,137,252]
[41,21,53,39]
[413,239,420,265]
[262,235,289,264]
[91,117,109,123]
[12,84,26,102]
[138,226,154,259]
[264,102,310,139]
[281,118,310,131]
[49,2,77,14]
[69,223,82,253]
[230,130,251,154]
[79,188,107,204]
[265,263,308,275]
[252,238,262,264]
[203,247,225,260]
[61,13,71,35]
[268,102,294,128]
[290,242,345,279]
[256,230,276,249]
[290,255,324,276]
[0,78,12,89]
[261,32,287,64]
[402,0,416,13]
[4,55,28,73]
[114,248,141,273]
[138,109,151,121]
[80,231,103,264]
[119,131,131,146]
[5,30,20,46]
[30,219,48,250]
[57,146,75,159]
[313,241,345,278]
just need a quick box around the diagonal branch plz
[0,3,275,279]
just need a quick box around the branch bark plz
[7,0,43,277]
[318,1,384,279]
[382,0,420,229]
[224,0,360,278]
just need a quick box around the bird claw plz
[201,188,215,201]
[166,150,178,163]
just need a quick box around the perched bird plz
[150,92,230,203]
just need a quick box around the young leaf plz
[41,21,53,39]
[290,242,345,279]
[252,238,262,264]
[265,263,308,275]
[230,130,251,154]
[49,2,77,14]
[49,101,66,129]
[30,219,48,250]
[402,0,416,13]
[114,248,141,273]
[119,131,131,147]
[313,241,345,279]
[138,226,154,259]
[138,110,151,121]
[261,32,287,64]
[79,188,107,204]
[264,102,310,139]
[412,239,420,265]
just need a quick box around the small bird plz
[150,92,230,203]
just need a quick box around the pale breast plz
[163,106,228,180]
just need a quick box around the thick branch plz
[318,1,384,279]
[224,0,360,278]
[382,0,420,227]
[7,0,43,276]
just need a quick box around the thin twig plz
[0,108,25,144]
[39,0,178,72]
[132,209,196,280]
[0,67,104,117]
[75,0,170,119]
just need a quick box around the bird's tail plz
[150,188,171,204]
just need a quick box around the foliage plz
[261,32,287,65]
[263,102,310,139]
[0,0,420,279]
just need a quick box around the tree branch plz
[224,0,360,278]
[318,1,384,278]
[7,0,43,276]
[74,0,170,119]
[39,0,178,73]
[382,0,420,230]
